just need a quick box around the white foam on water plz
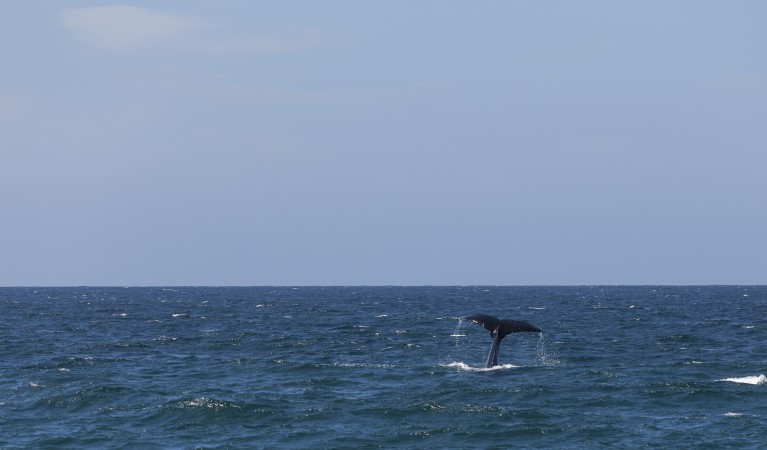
[442,362,520,372]
[335,362,398,369]
[450,333,466,337]
[723,412,743,417]
[718,374,767,385]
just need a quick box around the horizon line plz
[2,284,765,288]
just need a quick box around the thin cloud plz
[59,5,323,55]
[60,5,205,51]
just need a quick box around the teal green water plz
[2,286,766,448]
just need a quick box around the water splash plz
[718,374,767,385]
[535,333,562,366]
[451,318,468,344]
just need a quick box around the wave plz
[173,397,244,412]
[442,362,520,372]
[334,362,399,369]
[718,374,767,385]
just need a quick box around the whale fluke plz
[462,314,542,368]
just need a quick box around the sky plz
[1,1,766,286]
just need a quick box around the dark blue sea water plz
[2,286,766,448]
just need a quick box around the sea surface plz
[2,286,766,448]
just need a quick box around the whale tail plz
[461,314,542,368]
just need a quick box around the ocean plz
[2,286,766,448]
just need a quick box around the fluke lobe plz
[462,314,542,368]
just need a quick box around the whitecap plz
[718,374,767,385]
[335,362,398,369]
[450,333,466,337]
[375,314,388,318]
[171,313,189,318]
[723,412,743,417]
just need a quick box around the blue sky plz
[2,1,765,285]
